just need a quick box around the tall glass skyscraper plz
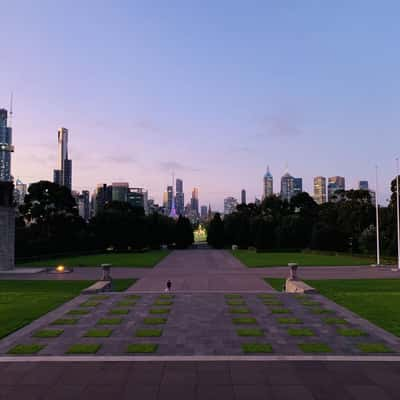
[53,127,72,189]
[313,176,327,204]
[175,178,184,215]
[328,176,345,201]
[0,109,14,182]
[263,166,273,198]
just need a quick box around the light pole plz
[375,165,381,266]
[397,158,400,271]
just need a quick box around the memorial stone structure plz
[0,182,15,271]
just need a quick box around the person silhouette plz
[166,280,172,292]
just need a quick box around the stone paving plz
[1,291,399,357]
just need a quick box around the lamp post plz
[375,165,381,266]
[397,158,400,271]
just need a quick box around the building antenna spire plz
[9,92,13,127]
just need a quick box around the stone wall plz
[0,206,15,271]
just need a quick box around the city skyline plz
[2,2,400,209]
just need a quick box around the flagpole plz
[375,165,380,266]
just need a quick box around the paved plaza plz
[2,249,400,399]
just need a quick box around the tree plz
[207,213,225,248]
[175,216,194,249]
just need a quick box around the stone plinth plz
[285,279,316,294]
[0,206,15,271]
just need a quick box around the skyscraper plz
[200,205,208,220]
[358,180,369,191]
[175,178,184,215]
[167,185,173,214]
[94,184,112,214]
[53,127,72,190]
[313,176,327,204]
[293,178,303,196]
[280,172,294,201]
[77,190,90,221]
[0,109,14,182]
[224,197,238,215]
[241,189,246,204]
[263,166,273,198]
[14,179,27,205]
[112,182,129,202]
[191,187,199,215]
[328,176,345,201]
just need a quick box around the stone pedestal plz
[0,206,15,271]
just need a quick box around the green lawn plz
[306,279,400,337]
[0,280,92,339]
[17,250,170,268]
[233,250,374,267]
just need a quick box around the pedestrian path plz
[1,291,398,357]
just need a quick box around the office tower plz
[280,172,294,201]
[163,190,168,211]
[263,166,273,198]
[53,127,72,190]
[241,189,246,205]
[94,184,112,214]
[175,178,184,215]
[191,187,199,215]
[166,185,173,214]
[328,176,345,201]
[14,179,27,205]
[313,176,327,204]
[224,197,238,215]
[293,178,303,196]
[112,182,129,202]
[200,205,208,220]
[128,187,147,210]
[77,190,90,221]
[0,109,14,182]
[359,180,369,191]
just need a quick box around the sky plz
[1,0,400,210]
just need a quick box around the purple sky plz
[2,1,400,210]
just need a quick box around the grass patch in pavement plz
[232,317,258,325]
[66,344,101,354]
[143,317,167,325]
[271,308,292,314]
[97,318,123,325]
[229,308,251,314]
[149,308,170,314]
[226,300,246,306]
[51,318,78,325]
[108,309,130,315]
[357,343,393,353]
[287,328,314,337]
[135,329,163,337]
[33,329,63,338]
[153,300,173,306]
[67,309,91,315]
[7,344,45,355]
[338,328,368,337]
[277,318,303,324]
[324,317,349,325]
[84,329,113,338]
[242,343,273,353]
[126,344,158,353]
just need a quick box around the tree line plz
[207,178,400,256]
[16,181,194,258]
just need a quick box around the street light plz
[375,165,381,267]
[397,158,400,271]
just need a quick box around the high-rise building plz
[0,109,14,182]
[77,190,90,221]
[241,189,246,204]
[166,185,173,214]
[128,187,147,210]
[313,176,327,204]
[94,184,112,214]
[293,178,303,196]
[224,197,238,215]
[112,182,129,202]
[328,176,345,201]
[200,205,208,220]
[263,166,273,198]
[14,179,27,205]
[191,187,199,215]
[280,172,294,201]
[358,180,369,191]
[53,127,72,190]
[175,178,184,215]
